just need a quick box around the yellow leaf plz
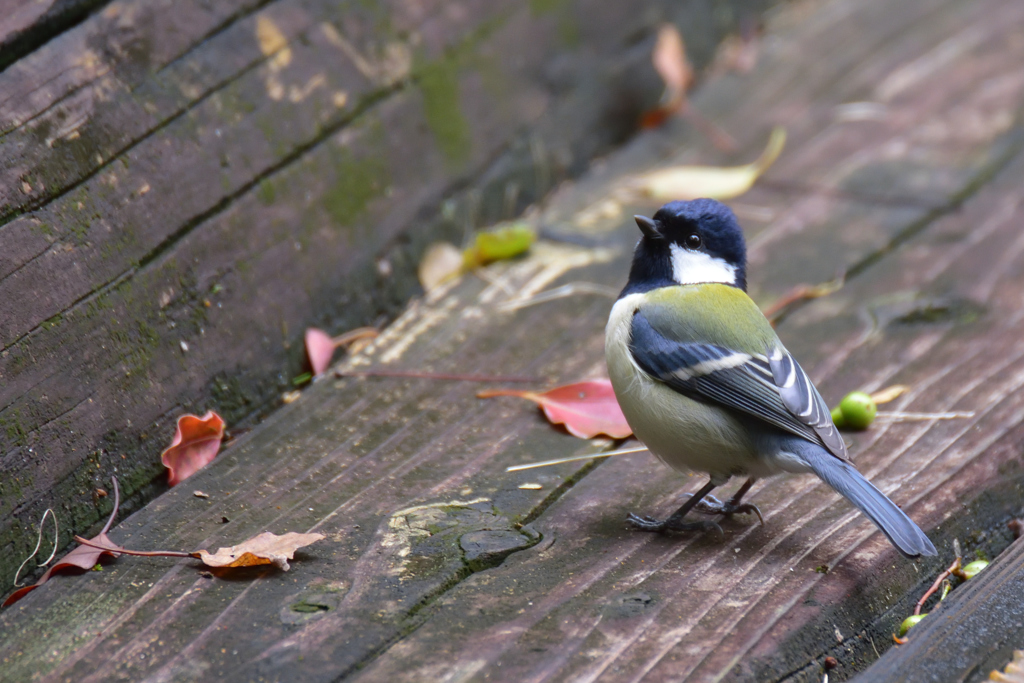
[633,126,786,200]
[870,385,910,405]
[418,242,465,291]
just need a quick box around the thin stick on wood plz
[506,444,649,472]
[73,536,193,558]
[914,557,961,615]
[763,273,845,321]
[876,411,975,421]
[337,369,539,383]
[331,327,379,348]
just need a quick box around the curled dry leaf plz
[478,379,633,439]
[629,126,786,201]
[419,242,465,291]
[161,411,226,487]
[4,478,124,608]
[194,532,324,572]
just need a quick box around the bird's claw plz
[682,493,764,526]
[627,512,723,536]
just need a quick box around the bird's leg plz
[628,480,723,535]
[685,477,763,525]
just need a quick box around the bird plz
[604,198,936,558]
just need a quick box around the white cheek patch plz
[669,243,737,286]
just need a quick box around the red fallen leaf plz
[161,411,226,486]
[4,478,125,608]
[478,380,633,439]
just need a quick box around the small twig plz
[506,444,648,472]
[681,105,738,152]
[875,411,974,421]
[763,273,845,322]
[13,509,58,587]
[73,536,193,559]
[102,476,120,536]
[331,327,378,348]
[915,557,961,615]
[337,368,539,383]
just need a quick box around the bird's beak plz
[634,215,660,240]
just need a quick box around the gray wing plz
[629,310,848,460]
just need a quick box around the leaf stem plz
[73,536,194,559]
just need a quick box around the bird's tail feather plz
[799,446,937,558]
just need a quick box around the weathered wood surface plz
[861,532,1024,682]
[4,0,1024,680]
[0,0,767,590]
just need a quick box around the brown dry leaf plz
[161,411,226,487]
[629,126,786,200]
[4,478,124,608]
[194,531,324,572]
[418,242,465,291]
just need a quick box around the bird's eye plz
[685,233,702,249]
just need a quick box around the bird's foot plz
[627,512,723,536]
[683,493,764,525]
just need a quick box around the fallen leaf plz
[629,126,786,201]
[194,532,324,572]
[305,328,336,376]
[478,379,632,439]
[161,411,226,487]
[870,385,910,404]
[4,479,124,608]
[419,242,465,291]
[641,24,692,128]
[463,221,535,269]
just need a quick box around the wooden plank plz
[3,0,1024,680]
[0,0,755,591]
[860,534,1024,682]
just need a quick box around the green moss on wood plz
[323,146,390,227]
[417,56,472,166]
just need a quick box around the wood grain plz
[3,0,1024,679]
[0,0,756,591]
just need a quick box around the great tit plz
[605,198,936,558]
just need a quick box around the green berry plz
[961,560,988,579]
[898,613,926,636]
[831,405,846,429]
[839,391,877,430]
